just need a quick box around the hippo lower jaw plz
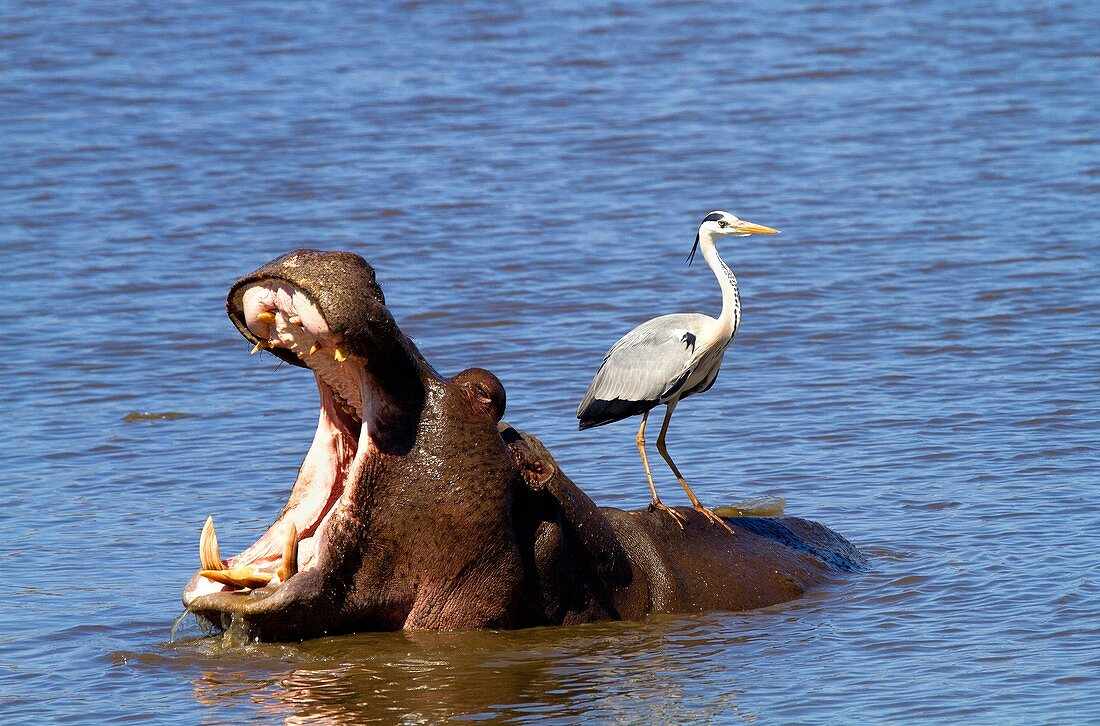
[182,279,378,619]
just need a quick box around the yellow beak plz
[735,220,780,235]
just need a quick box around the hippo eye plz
[718,220,730,228]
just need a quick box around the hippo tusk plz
[198,566,273,590]
[200,516,226,572]
[256,311,276,323]
[277,522,298,582]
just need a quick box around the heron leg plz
[637,411,686,529]
[655,401,735,535]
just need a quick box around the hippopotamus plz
[182,249,864,641]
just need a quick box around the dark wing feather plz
[577,313,713,429]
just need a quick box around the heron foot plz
[648,500,688,529]
[695,504,735,535]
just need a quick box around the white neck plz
[699,231,741,340]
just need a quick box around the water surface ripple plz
[2,0,1098,722]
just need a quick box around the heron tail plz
[577,398,655,430]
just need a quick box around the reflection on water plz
[163,617,764,723]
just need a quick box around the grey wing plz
[577,313,713,429]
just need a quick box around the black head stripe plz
[702,212,724,223]
[687,232,700,265]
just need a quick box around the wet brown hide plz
[183,250,864,642]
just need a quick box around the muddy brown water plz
[3,0,1098,721]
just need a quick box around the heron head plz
[688,210,780,265]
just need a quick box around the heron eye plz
[718,220,730,228]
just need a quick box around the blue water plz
[3,0,1099,722]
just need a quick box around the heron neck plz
[701,235,741,339]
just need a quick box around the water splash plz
[169,608,193,642]
[713,496,786,518]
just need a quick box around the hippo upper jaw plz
[182,250,426,629]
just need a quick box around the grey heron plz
[577,210,779,532]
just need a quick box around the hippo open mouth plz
[183,279,375,605]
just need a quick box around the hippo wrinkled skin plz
[182,249,864,641]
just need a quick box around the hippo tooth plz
[288,315,301,325]
[307,343,318,356]
[277,521,298,582]
[198,566,273,590]
[250,340,268,355]
[199,516,226,571]
[256,311,276,323]
[334,346,348,362]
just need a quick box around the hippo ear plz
[517,450,556,492]
[453,368,506,422]
[500,426,557,491]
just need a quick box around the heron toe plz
[695,504,736,535]
[648,500,688,529]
